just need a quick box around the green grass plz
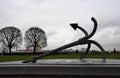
[0,55,35,62]
[43,53,80,59]
[43,53,120,59]
[0,53,120,62]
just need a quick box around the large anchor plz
[22,17,106,63]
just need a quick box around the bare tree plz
[25,27,47,53]
[0,27,22,53]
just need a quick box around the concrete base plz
[0,59,120,78]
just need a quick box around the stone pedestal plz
[0,59,120,78]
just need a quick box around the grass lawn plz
[0,53,120,62]
[0,55,35,62]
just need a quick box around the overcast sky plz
[0,0,120,51]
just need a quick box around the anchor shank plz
[23,40,80,63]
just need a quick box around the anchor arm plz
[83,17,97,40]
[70,22,92,56]
[70,23,88,36]
[77,26,88,36]
[70,17,97,56]
[88,40,106,62]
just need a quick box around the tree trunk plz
[8,46,12,54]
[33,42,37,53]
[33,47,36,53]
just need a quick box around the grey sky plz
[0,0,120,51]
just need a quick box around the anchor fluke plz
[70,23,78,30]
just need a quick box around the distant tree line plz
[0,26,47,54]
